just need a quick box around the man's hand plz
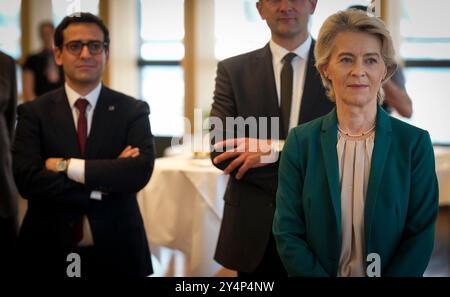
[118,145,140,159]
[212,138,277,180]
[45,158,66,173]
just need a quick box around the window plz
[139,0,185,137]
[310,0,371,39]
[0,0,21,59]
[403,68,450,144]
[52,0,100,26]
[214,0,269,60]
[400,0,450,60]
[400,0,450,144]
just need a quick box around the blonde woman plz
[273,10,438,277]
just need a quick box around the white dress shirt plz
[269,36,312,151]
[269,35,311,131]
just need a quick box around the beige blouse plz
[336,127,375,277]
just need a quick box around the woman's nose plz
[351,61,366,77]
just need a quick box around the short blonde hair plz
[314,9,397,103]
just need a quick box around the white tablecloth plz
[435,146,450,206]
[137,155,229,276]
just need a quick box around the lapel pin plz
[108,105,115,111]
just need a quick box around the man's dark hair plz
[54,12,110,49]
[348,5,368,12]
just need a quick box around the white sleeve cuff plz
[271,140,285,153]
[67,158,85,184]
[90,191,102,201]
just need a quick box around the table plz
[435,146,450,206]
[137,155,229,276]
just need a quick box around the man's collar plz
[65,82,102,109]
[269,35,312,63]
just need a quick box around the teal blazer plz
[273,106,439,277]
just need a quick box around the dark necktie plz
[280,52,297,139]
[73,98,89,245]
[75,98,89,156]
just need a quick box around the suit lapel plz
[364,106,392,250]
[298,40,322,124]
[320,109,341,234]
[253,44,282,137]
[51,89,81,157]
[85,87,117,159]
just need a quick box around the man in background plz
[210,0,334,276]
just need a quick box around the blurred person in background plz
[22,21,64,102]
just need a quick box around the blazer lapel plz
[364,106,392,250]
[320,108,341,234]
[84,87,117,158]
[50,89,82,157]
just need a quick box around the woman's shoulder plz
[290,113,331,140]
[388,116,433,153]
[389,116,429,138]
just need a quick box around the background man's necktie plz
[73,98,89,245]
[280,52,297,139]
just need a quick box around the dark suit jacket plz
[0,51,19,272]
[210,41,335,272]
[274,106,439,276]
[12,86,155,277]
[0,51,18,221]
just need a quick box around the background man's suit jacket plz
[210,41,335,272]
[12,86,155,277]
[0,51,19,275]
[274,106,439,276]
[0,51,18,222]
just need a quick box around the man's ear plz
[105,48,110,63]
[309,0,318,14]
[256,1,266,20]
[54,47,63,66]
